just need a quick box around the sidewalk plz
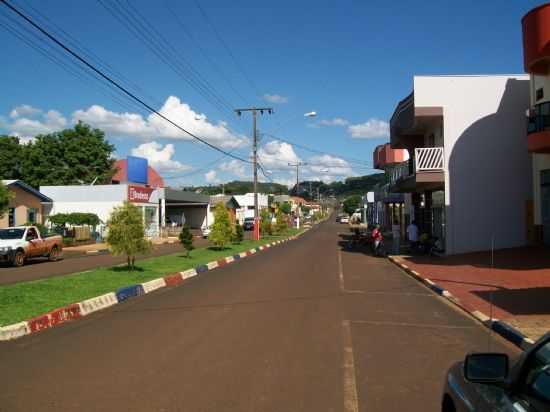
[395,246,550,340]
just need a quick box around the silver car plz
[442,331,550,411]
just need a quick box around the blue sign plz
[127,156,148,184]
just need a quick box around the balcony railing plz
[415,147,444,171]
[527,101,550,134]
[389,162,411,185]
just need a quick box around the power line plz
[164,0,249,106]
[193,0,262,99]
[0,0,251,163]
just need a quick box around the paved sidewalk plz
[397,246,550,340]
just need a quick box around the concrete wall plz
[0,186,45,228]
[414,75,532,254]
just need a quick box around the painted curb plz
[0,231,306,342]
[388,255,534,351]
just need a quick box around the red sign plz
[128,185,153,203]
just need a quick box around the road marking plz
[342,320,360,412]
[351,320,474,329]
[338,249,364,294]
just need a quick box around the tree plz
[275,209,287,234]
[20,122,116,188]
[232,223,243,243]
[343,194,362,216]
[279,201,291,215]
[178,225,194,257]
[260,208,272,235]
[0,136,23,180]
[106,201,151,270]
[209,203,232,249]
[0,181,12,219]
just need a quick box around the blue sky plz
[0,0,541,186]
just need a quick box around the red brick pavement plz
[400,246,550,339]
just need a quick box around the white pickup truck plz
[0,226,63,267]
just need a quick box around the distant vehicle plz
[442,331,550,412]
[340,216,350,224]
[201,226,211,239]
[0,226,63,267]
[243,217,255,231]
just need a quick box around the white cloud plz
[8,109,67,139]
[347,118,389,139]
[73,96,248,148]
[307,154,353,177]
[257,140,300,169]
[263,94,288,104]
[318,117,349,127]
[9,104,42,119]
[219,159,248,178]
[205,170,218,183]
[130,141,191,173]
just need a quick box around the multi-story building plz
[523,3,550,246]
[389,75,532,255]
[371,144,409,231]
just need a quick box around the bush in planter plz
[260,208,272,235]
[209,203,232,250]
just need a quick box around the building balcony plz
[527,101,550,153]
[389,147,445,193]
[522,3,550,75]
[373,143,408,170]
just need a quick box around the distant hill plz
[192,181,289,196]
[191,174,385,199]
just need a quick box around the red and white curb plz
[0,229,311,342]
[388,255,535,351]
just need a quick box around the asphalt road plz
[0,232,251,286]
[0,220,518,412]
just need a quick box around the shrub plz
[232,222,244,243]
[275,210,287,234]
[260,208,272,235]
[178,225,194,257]
[209,203,232,249]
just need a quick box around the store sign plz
[128,185,153,203]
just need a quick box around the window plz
[8,208,15,226]
[27,208,37,224]
[536,88,544,101]
[26,227,38,240]
[521,341,550,406]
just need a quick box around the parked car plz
[0,226,63,267]
[201,226,211,239]
[340,215,350,224]
[243,217,255,231]
[441,331,550,411]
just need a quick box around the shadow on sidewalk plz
[473,287,550,316]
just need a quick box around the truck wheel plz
[13,250,25,267]
[48,246,59,262]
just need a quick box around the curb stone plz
[387,255,534,351]
[0,230,310,341]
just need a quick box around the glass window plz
[8,208,15,226]
[522,341,550,404]
[27,208,37,224]
[26,227,38,240]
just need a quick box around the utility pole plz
[288,161,307,228]
[235,107,273,240]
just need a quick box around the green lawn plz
[0,229,303,326]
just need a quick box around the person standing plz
[406,220,419,251]
[371,224,384,256]
[391,220,401,255]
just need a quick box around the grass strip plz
[0,229,302,326]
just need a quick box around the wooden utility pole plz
[235,107,273,240]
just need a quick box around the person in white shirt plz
[391,220,401,255]
[406,221,419,250]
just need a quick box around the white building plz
[233,193,269,224]
[390,75,532,254]
[41,184,160,237]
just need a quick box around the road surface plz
[0,220,517,411]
